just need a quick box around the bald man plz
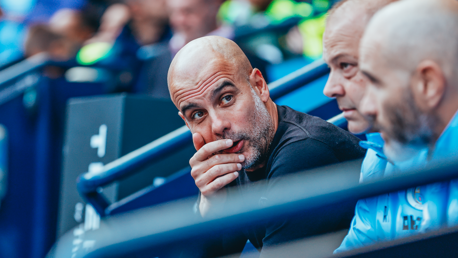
[323,0,398,183]
[322,0,402,252]
[336,0,458,252]
[168,36,365,256]
[324,0,397,135]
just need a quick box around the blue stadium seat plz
[49,158,458,258]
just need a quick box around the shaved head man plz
[169,37,275,172]
[359,0,458,161]
[323,0,398,134]
[168,36,365,256]
[336,0,458,253]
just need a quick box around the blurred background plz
[0,0,344,257]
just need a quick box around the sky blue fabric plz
[0,21,26,67]
[335,113,458,252]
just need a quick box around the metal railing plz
[0,51,131,90]
[51,157,458,258]
[77,59,332,215]
[0,53,49,87]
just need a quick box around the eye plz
[221,94,233,105]
[340,62,352,71]
[191,111,204,120]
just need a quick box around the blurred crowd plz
[0,0,337,98]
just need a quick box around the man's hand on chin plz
[190,133,244,217]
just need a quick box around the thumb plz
[192,132,205,151]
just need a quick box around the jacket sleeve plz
[447,179,458,226]
[334,149,385,253]
[334,196,378,253]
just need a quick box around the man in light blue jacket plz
[335,0,458,252]
[322,0,399,185]
[322,0,401,250]
[323,0,398,137]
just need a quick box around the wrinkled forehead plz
[170,58,238,108]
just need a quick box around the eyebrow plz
[180,81,237,116]
[180,102,199,116]
[361,70,381,84]
[330,53,345,64]
[330,53,356,65]
[210,80,237,100]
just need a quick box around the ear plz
[249,68,270,103]
[412,60,445,111]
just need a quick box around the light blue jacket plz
[336,112,458,252]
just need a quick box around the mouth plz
[341,107,356,112]
[341,108,357,118]
[224,139,244,153]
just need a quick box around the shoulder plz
[266,138,340,179]
[277,106,366,162]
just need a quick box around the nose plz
[323,71,346,98]
[211,114,231,138]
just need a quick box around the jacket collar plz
[360,133,387,159]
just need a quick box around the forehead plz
[359,34,401,86]
[323,5,367,61]
[360,32,385,69]
[171,59,238,107]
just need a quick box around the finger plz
[201,172,239,196]
[196,163,241,189]
[192,133,205,151]
[204,153,245,169]
[190,154,243,180]
[192,139,233,163]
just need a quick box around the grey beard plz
[244,86,275,169]
[382,89,437,162]
[220,86,275,169]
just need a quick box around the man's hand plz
[190,133,244,217]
